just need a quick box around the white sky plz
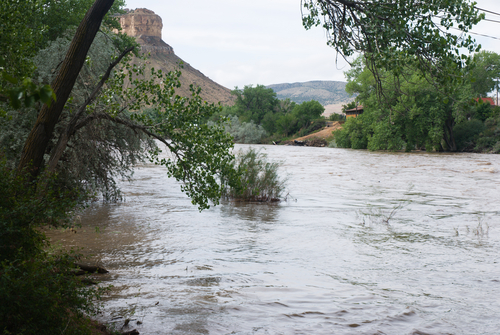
[124,0,500,90]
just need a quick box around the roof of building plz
[345,105,364,113]
[476,97,495,105]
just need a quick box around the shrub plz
[0,160,106,334]
[209,115,267,144]
[222,148,286,202]
[0,251,107,335]
[454,119,485,151]
[333,116,368,149]
[328,113,346,121]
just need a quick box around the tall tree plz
[232,85,279,125]
[17,0,116,177]
[302,0,483,97]
[469,51,500,97]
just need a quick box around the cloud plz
[124,0,500,88]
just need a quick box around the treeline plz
[333,52,500,153]
[205,84,344,143]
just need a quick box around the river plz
[48,144,500,334]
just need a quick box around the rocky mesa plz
[118,8,235,105]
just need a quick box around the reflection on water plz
[47,145,500,334]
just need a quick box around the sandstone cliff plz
[118,8,234,105]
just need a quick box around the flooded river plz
[49,144,500,334]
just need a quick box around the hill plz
[118,8,235,105]
[267,81,354,105]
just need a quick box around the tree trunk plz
[443,111,457,152]
[17,0,115,178]
[46,46,134,174]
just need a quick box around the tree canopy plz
[302,0,484,100]
[335,52,500,152]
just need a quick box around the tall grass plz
[222,148,286,202]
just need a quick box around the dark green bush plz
[328,113,346,121]
[0,160,106,334]
[454,119,485,151]
[0,252,106,335]
[333,116,368,149]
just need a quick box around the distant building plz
[344,105,364,118]
[476,97,495,105]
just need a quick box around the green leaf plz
[39,85,56,105]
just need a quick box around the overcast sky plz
[124,0,500,90]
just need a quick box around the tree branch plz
[46,46,134,173]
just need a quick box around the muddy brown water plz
[48,144,500,334]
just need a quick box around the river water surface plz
[49,144,500,334]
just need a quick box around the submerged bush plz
[222,148,286,202]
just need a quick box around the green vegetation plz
[332,55,500,153]
[0,0,243,333]
[302,0,482,95]
[302,1,500,153]
[222,148,286,202]
[207,84,328,143]
[0,160,108,334]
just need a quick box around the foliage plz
[222,148,286,202]
[0,0,125,104]
[232,85,280,126]
[470,101,500,122]
[336,56,476,152]
[213,85,328,141]
[0,160,105,335]
[1,27,239,209]
[1,32,147,200]
[302,0,483,95]
[469,51,500,97]
[454,119,485,151]
[292,100,324,129]
[475,116,500,153]
[328,113,345,121]
[0,251,107,335]
[333,116,368,149]
[209,115,267,144]
[0,161,82,261]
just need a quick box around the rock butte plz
[115,8,235,105]
[117,8,174,55]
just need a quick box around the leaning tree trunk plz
[17,0,115,178]
[443,111,457,152]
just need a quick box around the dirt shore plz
[293,121,343,141]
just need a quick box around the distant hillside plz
[267,81,354,106]
[118,8,235,105]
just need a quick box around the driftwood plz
[122,330,140,335]
[74,263,109,275]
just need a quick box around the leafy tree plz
[292,100,324,129]
[0,0,239,210]
[0,0,124,109]
[276,113,298,137]
[231,84,279,125]
[302,0,483,91]
[338,56,474,151]
[469,51,500,97]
